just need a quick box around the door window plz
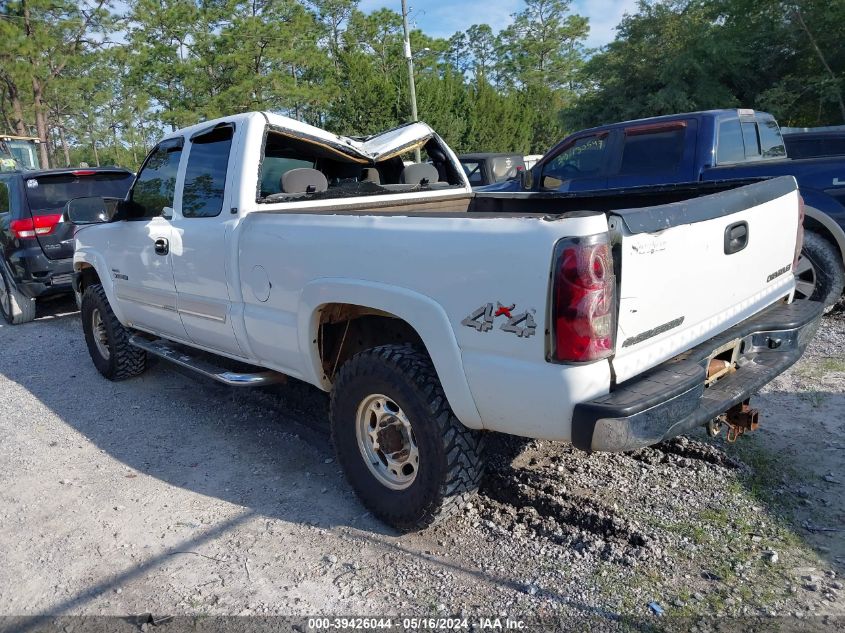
[128,139,183,219]
[182,124,234,218]
[541,135,607,189]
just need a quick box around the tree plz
[0,0,115,167]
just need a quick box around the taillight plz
[10,213,63,239]
[550,235,616,362]
[793,195,805,270]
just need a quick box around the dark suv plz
[0,168,134,324]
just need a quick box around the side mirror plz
[65,196,120,225]
[520,168,534,190]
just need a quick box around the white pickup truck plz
[67,111,822,531]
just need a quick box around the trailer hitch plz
[724,399,760,442]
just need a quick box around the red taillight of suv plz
[793,195,805,270]
[550,235,616,362]
[10,213,63,239]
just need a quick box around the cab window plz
[717,119,745,164]
[128,139,183,219]
[741,121,761,157]
[460,161,483,185]
[619,125,686,175]
[182,124,234,218]
[0,179,10,215]
[759,118,786,158]
[541,135,607,189]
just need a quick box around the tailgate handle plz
[724,221,748,254]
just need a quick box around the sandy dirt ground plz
[0,296,843,627]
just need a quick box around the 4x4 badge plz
[461,302,537,338]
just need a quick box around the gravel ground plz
[0,296,843,625]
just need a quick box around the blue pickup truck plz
[487,109,845,308]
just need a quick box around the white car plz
[67,111,821,530]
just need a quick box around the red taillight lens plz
[551,235,616,362]
[10,213,63,239]
[793,195,805,270]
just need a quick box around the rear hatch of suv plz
[21,169,134,260]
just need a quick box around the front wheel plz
[794,231,844,311]
[81,284,147,380]
[331,344,485,531]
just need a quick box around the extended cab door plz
[536,133,610,192]
[169,122,244,357]
[109,138,188,341]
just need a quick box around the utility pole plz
[401,0,421,163]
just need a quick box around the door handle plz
[154,237,169,256]
[724,221,748,254]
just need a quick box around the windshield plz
[24,172,134,214]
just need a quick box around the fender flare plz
[73,251,128,324]
[298,279,484,429]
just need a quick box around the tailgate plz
[609,176,800,383]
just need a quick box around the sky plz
[357,0,640,49]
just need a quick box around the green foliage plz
[2,0,843,171]
[566,0,845,130]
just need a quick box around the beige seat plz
[282,168,328,193]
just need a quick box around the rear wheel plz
[331,344,484,531]
[0,265,36,325]
[81,284,147,380]
[794,231,845,311]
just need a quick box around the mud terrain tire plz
[331,344,484,531]
[81,284,147,380]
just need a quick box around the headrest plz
[282,168,328,194]
[361,168,381,185]
[400,163,439,185]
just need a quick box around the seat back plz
[361,168,381,185]
[400,163,439,185]
[282,168,328,193]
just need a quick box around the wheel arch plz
[298,279,483,429]
[73,253,127,323]
[802,202,845,266]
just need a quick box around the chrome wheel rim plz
[794,253,817,301]
[91,307,110,360]
[355,394,419,490]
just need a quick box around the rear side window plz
[24,172,134,215]
[182,124,234,218]
[759,118,786,158]
[130,140,183,219]
[619,126,686,175]
[717,119,745,164]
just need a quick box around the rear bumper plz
[8,243,73,299]
[571,300,824,452]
